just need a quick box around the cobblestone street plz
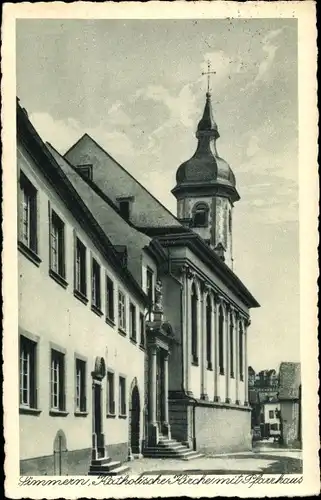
[127,448,302,476]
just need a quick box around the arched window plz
[230,317,234,378]
[191,283,198,364]
[192,202,209,228]
[239,322,244,381]
[218,305,224,375]
[206,296,212,369]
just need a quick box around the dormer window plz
[192,202,209,227]
[119,201,130,220]
[75,164,93,181]
[117,197,134,222]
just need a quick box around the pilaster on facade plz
[243,317,250,406]
[235,312,240,405]
[225,303,231,404]
[213,293,221,402]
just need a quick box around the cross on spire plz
[202,60,216,95]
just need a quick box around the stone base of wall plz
[169,398,252,454]
[195,405,252,454]
[20,443,129,476]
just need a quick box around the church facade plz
[63,90,259,454]
[17,85,259,474]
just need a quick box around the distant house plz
[278,362,301,448]
[259,394,281,440]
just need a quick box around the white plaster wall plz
[206,370,215,400]
[190,365,201,399]
[219,374,226,402]
[230,378,237,403]
[264,402,280,425]
[18,145,145,460]
[238,381,245,405]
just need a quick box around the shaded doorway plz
[130,385,140,454]
[53,430,67,475]
[91,356,106,460]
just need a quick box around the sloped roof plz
[17,100,148,305]
[278,362,301,400]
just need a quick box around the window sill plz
[230,374,235,379]
[130,337,137,345]
[107,413,116,419]
[219,370,225,376]
[49,409,69,417]
[91,304,104,317]
[191,357,199,367]
[19,405,42,415]
[118,328,127,337]
[18,241,41,267]
[74,411,88,417]
[139,344,145,352]
[119,414,127,419]
[74,289,88,305]
[106,316,115,328]
[49,269,68,289]
[207,362,213,371]
[240,376,244,382]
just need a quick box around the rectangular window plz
[269,410,274,419]
[75,238,87,296]
[206,301,212,369]
[146,268,153,319]
[51,349,65,411]
[106,275,115,322]
[230,323,234,378]
[91,258,101,310]
[129,303,137,342]
[107,371,115,415]
[139,312,145,347]
[118,290,126,331]
[239,325,244,381]
[218,308,224,374]
[119,376,126,416]
[75,359,86,412]
[19,172,38,253]
[19,336,37,408]
[50,211,65,278]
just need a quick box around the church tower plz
[171,79,240,269]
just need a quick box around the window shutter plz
[18,174,23,242]
[30,193,37,253]
[31,344,37,408]
[73,230,77,290]
[60,223,66,278]
[48,201,52,269]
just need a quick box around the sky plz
[16,18,299,372]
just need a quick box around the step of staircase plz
[143,432,203,461]
[88,456,130,476]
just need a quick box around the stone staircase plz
[143,434,203,460]
[88,455,130,476]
